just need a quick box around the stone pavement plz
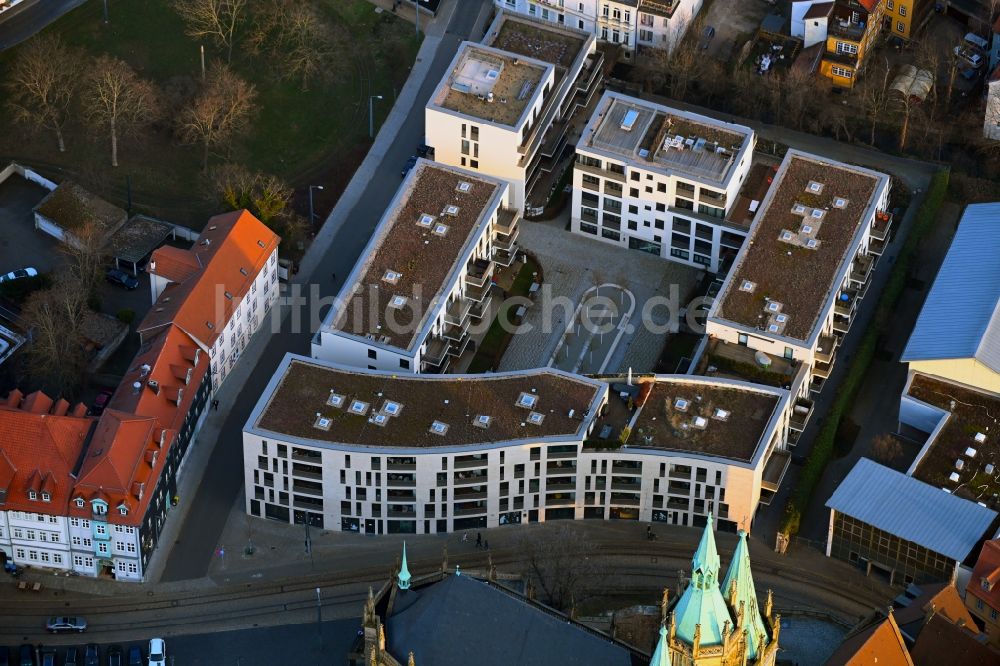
[499,213,702,373]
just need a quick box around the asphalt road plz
[159,1,491,583]
[0,0,88,51]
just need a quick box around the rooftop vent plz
[430,420,449,436]
[382,400,403,417]
[674,398,689,412]
[348,399,370,416]
[833,197,849,209]
[473,414,492,429]
[692,416,708,429]
[383,270,402,285]
[988,463,996,475]
[314,414,332,431]
[443,205,460,216]
[620,107,640,132]
[240,267,248,276]
[527,411,545,425]
[516,392,538,409]
[456,181,472,193]
[257,240,266,248]
[369,413,389,427]
[976,432,987,444]
[327,392,346,408]
[807,181,824,194]
[418,214,435,228]
[206,322,214,330]
[949,471,961,483]
[433,223,450,237]
[389,295,408,309]
[966,447,978,458]
[224,291,233,300]
[713,408,730,421]
[740,280,756,293]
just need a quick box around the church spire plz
[721,530,769,660]
[671,514,733,651]
[398,542,411,590]
[692,513,721,582]
[649,622,671,666]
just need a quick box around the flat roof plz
[108,214,173,264]
[332,161,502,351]
[487,13,588,71]
[626,377,783,463]
[581,92,754,185]
[434,43,551,128]
[908,373,1000,511]
[714,150,886,342]
[827,458,996,562]
[252,356,605,450]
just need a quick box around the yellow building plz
[885,0,931,40]
[819,0,886,87]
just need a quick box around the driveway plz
[698,0,773,61]
[0,175,64,277]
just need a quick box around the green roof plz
[721,531,770,660]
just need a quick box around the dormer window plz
[28,490,37,501]
[75,498,84,508]
[983,578,994,593]
[41,492,50,502]
[93,503,106,516]
[119,506,128,516]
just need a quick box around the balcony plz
[453,470,489,485]
[610,493,640,506]
[387,490,416,502]
[834,289,858,318]
[832,316,851,335]
[815,335,838,364]
[292,464,323,481]
[447,332,471,357]
[387,459,416,471]
[292,481,324,496]
[612,463,643,475]
[812,358,833,380]
[871,211,892,241]
[386,507,416,519]
[639,0,679,17]
[454,502,488,516]
[453,488,488,501]
[828,15,866,41]
[494,244,519,268]
[546,479,577,491]
[469,295,492,321]
[443,297,473,326]
[575,158,626,183]
[454,455,489,469]
[869,236,887,256]
[386,474,416,487]
[761,450,791,493]
[494,226,520,252]
[611,481,642,491]
[443,318,470,342]
[850,253,873,286]
[547,461,576,474]
[423,336,449,366]
[495,208,519,236]
[464,280,491,303]
[466,258,494,289]
[545,494,576,507]
[789,398,815,432]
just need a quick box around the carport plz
[107,215,174,276]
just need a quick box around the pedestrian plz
[212,399,219,411]
[331,272,337,282]
[646,524,652,539]
[462,532,468,543]
[476,532,482,548]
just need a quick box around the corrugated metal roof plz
[902,203,1000,373]
[826,458,997,561]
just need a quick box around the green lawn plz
[467,259,540,373]
[0,1,420,227]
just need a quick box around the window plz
[836,42,858,55]
[28,490,36,500]
[368,349,377,360]
[831,66,853,79]
[53,554,62,564]
[992,608,999,621]
[641,13,653,26]
[898,4,906,15]
[897,21,904,32]
[887,0,893,7]
[639,29,652,42]
[72,536,82,546]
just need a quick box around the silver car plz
[46,615,87,633]
[0,267,38,283]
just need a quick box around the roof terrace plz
[714,151,884,342]
[436,44,550,128]
[626,378,782,463]
[488,14,587,71]
[908,374,1000,511]
[332,162,501,350]
[254,357,605,449]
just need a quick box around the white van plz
[964,32,989,51]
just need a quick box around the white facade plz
[791,1,831,49]
[571,91,756,273]
[495,0,704,56]
[985,77,1000,142]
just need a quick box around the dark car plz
[65,647,79,666]
[0,646,9,666]
[39,649,55,666]
[401,155,418,177]
[17,645,33,666]
[106,646,122,666]
[125,646,142,666]
[84,644,99,666]
[105,268,139,290]
[961,66,980,81]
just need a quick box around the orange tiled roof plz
[910,614,1000,666]
[148,245,202,284]
[895,583,978,637]
[825,612,912,666]
[858,0,880,12]
[138,210,279,349]
[968,539,1000,613]
[0,392,95,514]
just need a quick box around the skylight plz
[713,408,730,421]
[692,416,708,429]
[473,414,492,429]
[457,181,472,193]
[418,214,435,227]
[348,400,369,416]
[369,414,388,427]
[767,302,780,312]
[382,400,403,416]
[807,181,824,194]
[527,411,545,425]
[833,197,848,209]
[430,420,449,436]
[433,223,450,237]
[516,392,538,409]
[389,295,408,309]
[740,280,755,293]
[811,209,824,219]
[383,270,402,285]
[314,415,332,431]
[327,393,345,408]
[674,398,689,411]
[444,205,460,216]
[801,224,813,234]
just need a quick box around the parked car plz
[47,616,87,633]
[17,645,33,666]
[65,647,79,666]
[126,646,142,666]
[39,649,56,666]
[106,645,122,666]
[84,644,99,666]
[954,44,984,68]
[0,267,38,284]
[961,66,980,81]
[147,639,165,666]
[698,26,715,50]
[0,645,9,666]
[401,155,418,177]
[105,268,139,290]
[963,31,989,51]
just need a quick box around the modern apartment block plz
[144,210,281,390]
[707,149,891,394]
[791,0,886,87]
[493,0,704,57]
[570,91,758,273]
[312,161,517,374]
[242,354,794,536]
[425,11,603,212]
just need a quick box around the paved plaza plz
[499,216,703,374]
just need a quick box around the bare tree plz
[871,433,903,465]
[895,90,921,152]
[514,524,603,611]
[174,0,248,64]
[82,56,159,167]
[60,222,108,296]
[857,56,893,146]
[5,35,83,152]
[667,41,704,102]
[210,164,290,226]
[22,278,89,395]
[176,62,256,171]
[247,1,345,91]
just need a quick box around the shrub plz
[116,308,136,325]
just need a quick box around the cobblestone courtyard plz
[499,217,703,373]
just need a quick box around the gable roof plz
[75,409,157,497]
[140,209,279,349]
[968,539,1000,612]
[902,203,1000,373]
[148,245,202,283]
[858,0,881,12]
[910,614,1000,666]
[826,458,997,562]
[386,574,634,665]
[894,583,978,642]
[824,612,912,666]
[804,1,834,19]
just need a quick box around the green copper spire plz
[721,530,769,660]
[649,623,671,666]
[673,514,732,648]
[398,542,411,590]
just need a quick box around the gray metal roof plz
[387,574,634,665]
[826,458,997,562]
[902,203,1000,373]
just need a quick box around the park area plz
[0,0,420,229]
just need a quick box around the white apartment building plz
[495,0,704,57]
[241,354,794,535]
[707,149,892,394]
[144,209,281,390]
[571,91,757,273]
[426,12,602,212]
[312,161,518,374]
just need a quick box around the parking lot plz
[0,176,65,278]
[697,0,774,61]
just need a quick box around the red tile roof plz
[910,614,1000,666]
[825,612,912,666]
[0,393,95,514]
[138,210,279,349]
[858,0,880,12]
[148,245,201,283]
[968,539,1000,613]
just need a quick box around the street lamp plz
[369,95,384,139]
[308,185,324,226]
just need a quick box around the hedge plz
[780,169,951,538]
